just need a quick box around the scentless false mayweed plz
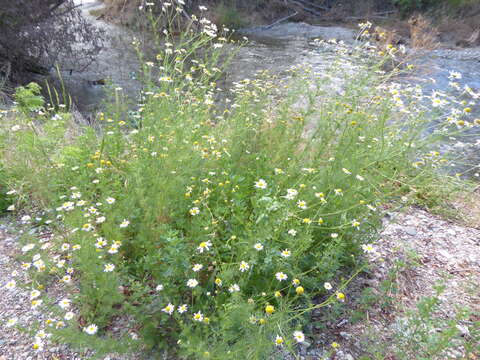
[192,263,203,272]
[265,305,275,315]
[58,298,71,310]
[30,289,41,299]
[187,279,198,288]
[361,243,377,254]
[274,335,284,346]
[285,188,298,199]
[177,304,188,314]
[296,200,307,209]
[6,318,18,327]
[83,324,98,335]
[162,303,175,315]
[32,339,44,351]
[4,280,16,290]
[228,284,240,293]
[253,243,264,251]
[254,179,267,189]
[275,272,288,281]
[280,249,291,258]
[239,261,250,272]
[193,312,204,322]
[189,207,200,216]
[104,263,115,272]
[31,299,43,309]
[293,331,305,343]
[197,240,212,253]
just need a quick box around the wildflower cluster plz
[0,14,477,359]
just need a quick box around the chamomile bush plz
[1,6,477,360]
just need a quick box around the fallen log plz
[264,11,299,30]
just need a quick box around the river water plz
[65,0,480,176]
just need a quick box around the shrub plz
[0,12,475,360]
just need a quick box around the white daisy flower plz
[187,279,198,288]
[293,330,305,343]
[83,324,98,335]
[275,272,288,281]
[254,179,267,189]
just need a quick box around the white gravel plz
[0,221,89,359]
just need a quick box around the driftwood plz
[240,10,299,32]
[467,29,480,44]
[240,0,327,32]
[456,28,480,47]
[264,11,299,30]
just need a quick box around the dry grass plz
[408,14,439,50]
[99,0,141,25]
[373,25,403,47]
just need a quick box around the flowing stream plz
[65,0,480,176]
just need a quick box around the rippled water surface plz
[63,1,480,176]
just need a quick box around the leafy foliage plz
[14,83,45,115]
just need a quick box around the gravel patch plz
[300,207,480,359]
[0,221,89,359]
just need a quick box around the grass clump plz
[0,10,476,360]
